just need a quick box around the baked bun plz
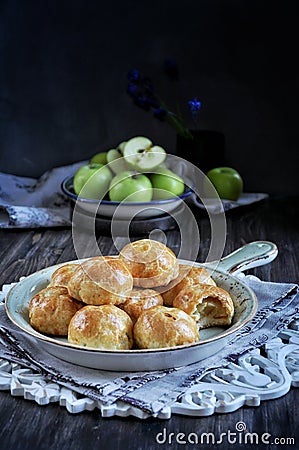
[119,239,179,288]
[29,286,83,336]
[68,305,133,350]
[120,288,163,323]
[67,257,133,306]
[162,264,216,306]
[173,283,234,329]
[133,305,200,349]
[49,263,79,288]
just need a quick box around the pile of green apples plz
[73,136,185,202]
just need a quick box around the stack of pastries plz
[28,239,234,350]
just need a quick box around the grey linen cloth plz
[0,162,85,228]
[0,274,298,417]
[0,162,268,228]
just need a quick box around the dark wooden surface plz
[0,195,298,450]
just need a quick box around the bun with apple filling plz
[49,263,79,288]
[119,239,179,288]
[67,257,133,306]
[29,286,83,336]
[120,288,163,324]
[68,304,133,349]
[133,305,200,349]
[173,283,234,329]
[162,264,216,306]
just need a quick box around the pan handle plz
[206,241,278,274]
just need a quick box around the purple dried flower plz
[133,95,151,111]
[126,63,200,139]
[127,69,140,82]
[188,97,201,112]
[188,97,201,121]
[127,83,138,96]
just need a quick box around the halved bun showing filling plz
[173,283,234,329]
[162,264,216,306]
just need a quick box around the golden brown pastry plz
[29,286,83,336]
[67,256,133,306]
[173,283,234,329]
[133,305,200,349]
[68,305,133,350]
[162,264,216,306]
[119,239,179,288]
[120,288,163,323]
[49,263,79,288]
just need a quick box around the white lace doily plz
[0,282,298,419]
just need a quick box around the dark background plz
[0,0,298,194]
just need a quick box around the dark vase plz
[176,130,226,173]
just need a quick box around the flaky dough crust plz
[68,304,133,350]
[119,239,179,288]
[29,286,83,336]
[49,263,79,288]
[162,264,216,306]
[173,283,234,329]
[134,305,200,349]
[67,257,133,305]
[120,288,163,323]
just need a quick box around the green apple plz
[109,171,153,202]
[73,163,113,199]
[206,167,243,201]
[123,136,166,172]
[90,152,107,165]
[150,167,185,200]
[106,141,128,174]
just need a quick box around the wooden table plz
[0,195,298,450]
